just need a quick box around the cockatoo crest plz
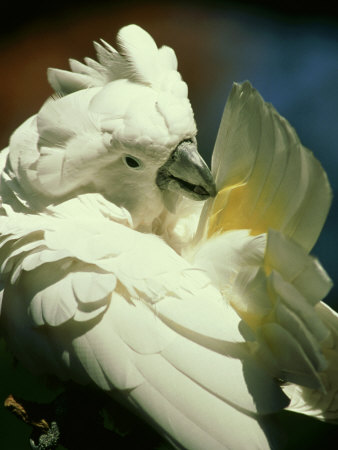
[48,24,187,98]
[47,24,194,147]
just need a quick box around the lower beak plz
[156,140,216,201]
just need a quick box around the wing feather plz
[192,81,337,422]
[0,196,285,448]
[284,302,338,423]
[132,353,274,450]
[200,81,331,253]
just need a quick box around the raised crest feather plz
[48,24,186,98]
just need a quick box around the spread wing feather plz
[192,81,337,421]
[283,302,338,423]
[197,81,332,253]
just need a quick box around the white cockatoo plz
[0,25,337,450]
[0,24,215,246]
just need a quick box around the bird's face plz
[90,80,216,229]
[93,134,216,230]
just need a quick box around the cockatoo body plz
[0,25,337,449]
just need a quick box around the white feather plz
[0,202,280,448]
[196,82,332,253]
[47,24,187,99]
[1,25,337,450]
[190,82,337,425]
[1,26,196,231]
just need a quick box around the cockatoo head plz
[87,72,215,229]
[7,25,215,230]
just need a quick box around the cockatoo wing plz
[191,81,337,421]
[196,81,331,251]
[283,301,338,423]
[48,24,186,98]
[0,194,286,449]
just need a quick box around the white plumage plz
[0,24,337,449]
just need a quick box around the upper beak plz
[156,139,216,201]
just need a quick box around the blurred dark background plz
[0,1,337,447]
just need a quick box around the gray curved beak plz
[156,139,216,201]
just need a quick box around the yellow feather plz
[206,82,331,253]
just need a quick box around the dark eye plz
[123,155,143,169]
